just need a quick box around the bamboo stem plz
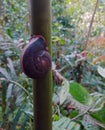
[30,0,52,130]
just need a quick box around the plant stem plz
[71,107,91,121]
[30,0,52,130]
[0,78,33,101]
[85,0,99,49]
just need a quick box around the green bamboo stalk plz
[30,0,52,130]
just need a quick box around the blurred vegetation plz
[0,0,105,129]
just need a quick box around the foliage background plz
[0,0,105,129]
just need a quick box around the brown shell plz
[20,35,51,79]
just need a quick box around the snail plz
[20,35,51,79]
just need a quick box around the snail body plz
[20,35,51,79]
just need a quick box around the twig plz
[91,117,105,128]
[90,102,105,112]
[71,107,91,121]
[85,0,99,49]
[71,106,105,129]
[58,65,69,73]
[61,54,74,67]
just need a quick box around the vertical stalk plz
[30,0,52,130]
[0,0,5,36]
[85,0,98,49]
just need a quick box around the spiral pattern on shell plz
[20,36,51,79]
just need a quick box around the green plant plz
[0,58,33,129]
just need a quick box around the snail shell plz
[20,35,51,79]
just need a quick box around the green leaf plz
[20,114,30,130]
[69,82,93,105]
[22,102,33,118]
[68,110,79,119]
[6,28,12,38]
[53,114,59,121]
[11,105,26,130]
[7,58,17,80]
[82,119,100,130]
[59,78,69,105]
[97,66,105,78]
[60,39,65,45]
[53,117,80,130]
[52,36,60,42]
[6,84,13,102]
[90,104,105,124]
[0,67,10,79]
